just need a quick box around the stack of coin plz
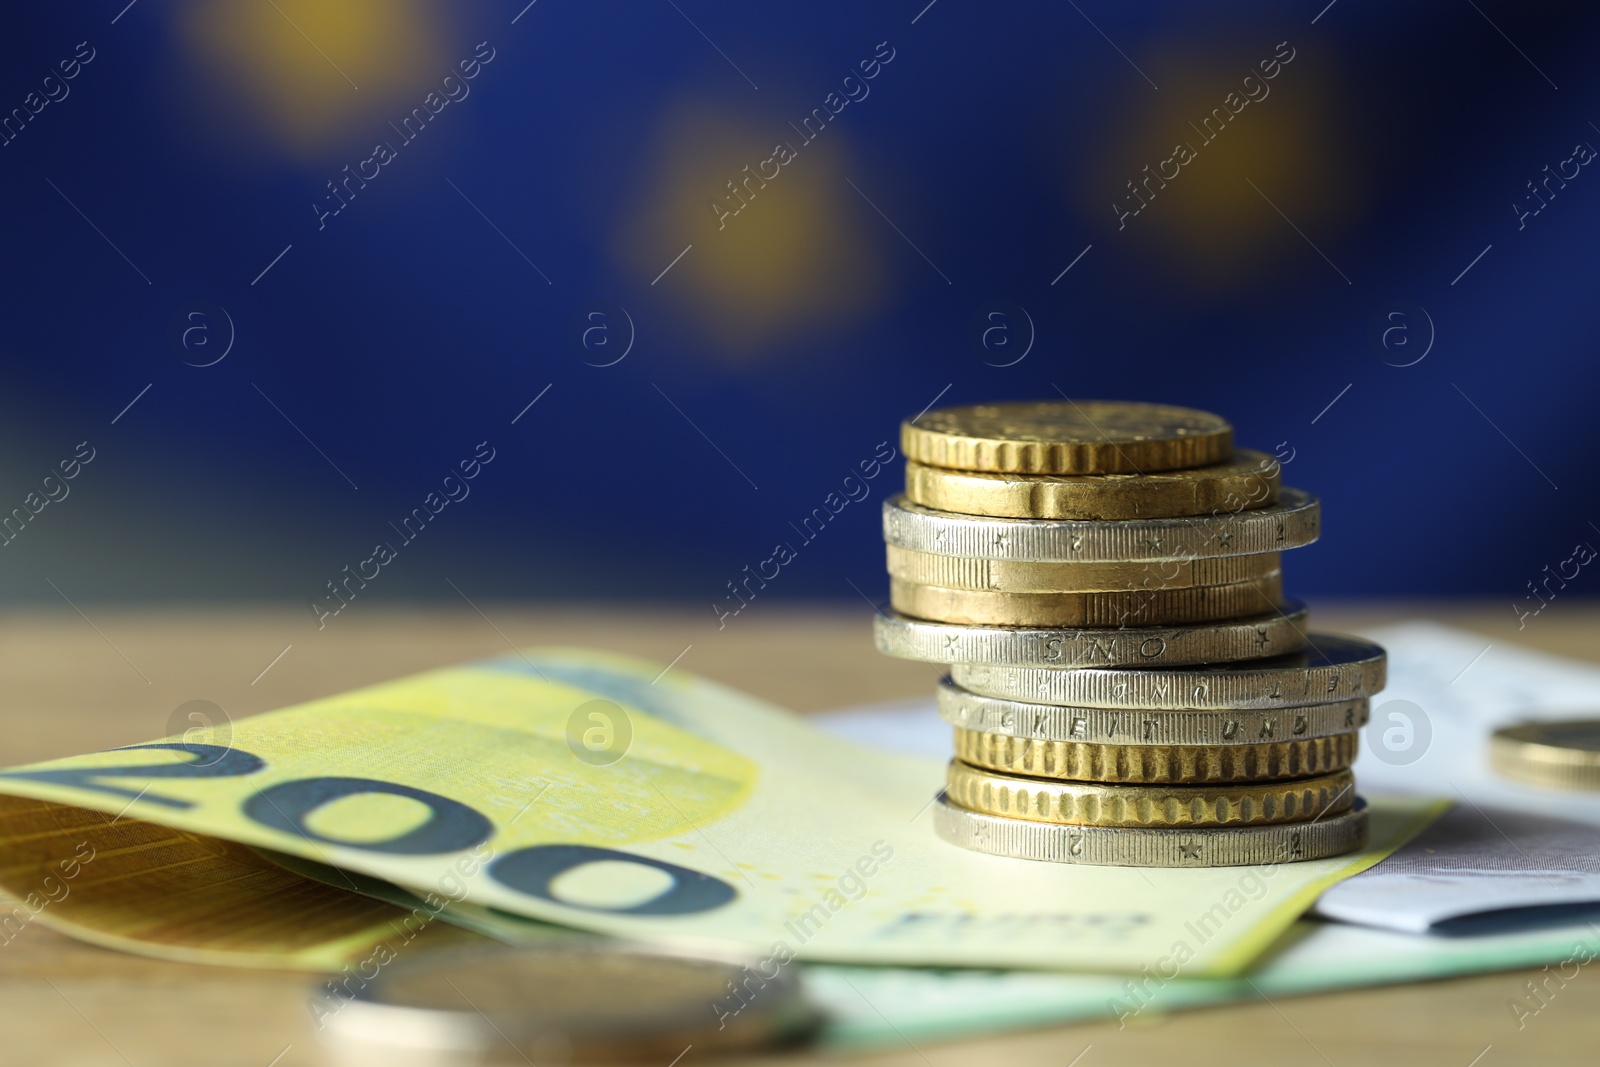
[872,401,1387,867]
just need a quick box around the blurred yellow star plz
[617,100,889,362]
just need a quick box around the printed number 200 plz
[0,742,737,917]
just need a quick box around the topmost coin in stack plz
[872,401,1386,868]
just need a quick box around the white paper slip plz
[1314,803,1600,932]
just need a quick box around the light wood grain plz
[1,601,1597,1066]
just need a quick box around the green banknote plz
[298,857,1596,1050]
[810,914,1600,1047]
[0,649,1436,974]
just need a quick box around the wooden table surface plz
[2,601,1597,1066]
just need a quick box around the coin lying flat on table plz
[944,761,1355,827]
[874,599,1310,668]
[882,490,1320,563]
[952,633,1385,709]
[933,796,1368,867]
[318,942,817,1064]
[886,546,1282,593]
[903,451,1279,521]
[890,572,1283,628]
[938,680,1370,744]
[952,727,1360,785]
[1490,720,1600,791]
[902,400,1232,475]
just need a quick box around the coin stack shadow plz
[872,401,1387,867]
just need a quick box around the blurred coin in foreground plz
[319,942,817,1065]
[903,450,1278,520]
[1490,720,1600,791]
[902,400,1232,475]
[933,796,1369,867]
[952,633,1385,709]
[882,490,1320,563]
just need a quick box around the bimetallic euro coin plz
[902,400,1232,475]
[1490,720,1600,791]
[873,600,1310,668]
[889,572,1282,627]
[932,796,1369,867]
[903,451,1278,521]
[952,633,1385,710]
[886,546,1282,593]
[937,679,1369,744]
[944,761,1355,827]
[882,490,1320,563]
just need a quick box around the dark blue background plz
[1,1,1595,623]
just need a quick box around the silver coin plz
[318,941,817,1065]
[932,796,1368,867]
[952,633,1386,710]
[882,489,1319,563]
[886,545,1282,593]
[873,600,1309,668]
[937,678,1369,745]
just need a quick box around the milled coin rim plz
[932,796,1369,867]
[901,400,1233,475]
[936,678,1370,744]
[873,599,1310,668]
[888,572,1284,628]
[950,632,1386,709]
[882,489,1320,563]
[943,761,1356,827]
[902,450,1280,521]
[886,545,1283,593]
[952,727,1361,785]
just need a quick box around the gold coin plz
[903,400,1232,475]
[886,546,1282,593]
[944,761,1355,827]
[903,451,1279,521]
[875,598,1310,668]
[953,727,1360,784]
[1489,720,1600,791]
[890,572,1283,627]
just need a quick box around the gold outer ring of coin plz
[883,489,1320,564]
[950,632,1386,709]
[887,545,1282,593]
[890,572,1283,628]
[933,796,1368,867]
[873,599,1310,668]
[904,451,1280,521]
[902,400,1232,475]
[1489,720,1600,791]
[937,678,1370,745]
[952,726,1360,784]
[944,761,1356,827]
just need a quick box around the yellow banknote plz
[0,650,1438,975]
